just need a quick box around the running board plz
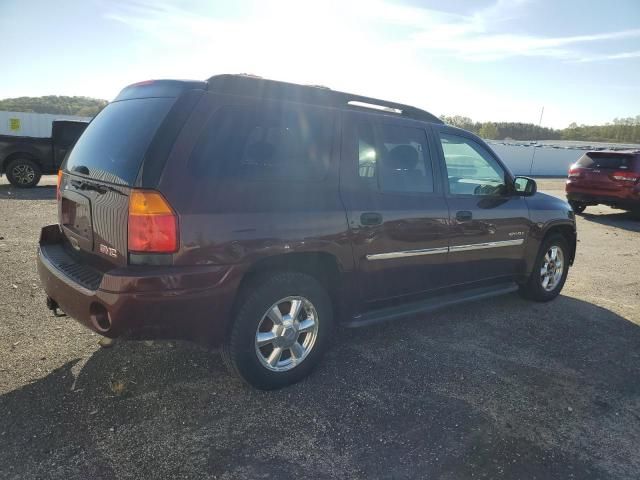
[344,283,519,328]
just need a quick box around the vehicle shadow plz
[580,210,640,232]
[0,184,56,200]
[1,295,638,479]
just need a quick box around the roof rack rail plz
[206,74,443,124]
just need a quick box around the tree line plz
[0,96,108,117]
[1,96,638,144]
[440,115,640,144]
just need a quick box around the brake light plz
[56,170,63,201]
[568,166,583,178]
[610,171,639,183]
[127,190,178,253]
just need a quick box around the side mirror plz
[513,176,537,196]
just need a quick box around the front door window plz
[439,133,507,196]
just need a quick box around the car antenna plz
[528,106,545,175]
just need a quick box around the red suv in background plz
[566,150,640,214]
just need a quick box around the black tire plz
[625,208,640,219]
[519,234,570,302]
[6,158,42,188]
[568,200,586,214]
[222,271,333,390]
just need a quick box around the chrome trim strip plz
[366,239,524,260]
[449,239,524,252]
[366,247,449,261]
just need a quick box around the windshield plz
[64,97,175,185]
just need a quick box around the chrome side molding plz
[449,239,524,252]
[366,247,448,261]
[366,239,524,261]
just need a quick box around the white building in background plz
[0,111,92,138]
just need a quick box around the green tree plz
[478,123,499,139]
[0,96,108,117]
[442,114,640,143]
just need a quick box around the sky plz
[1,0,639,128]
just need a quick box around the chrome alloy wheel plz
[540,245,564,292]
[255,296,319,372]
[11,163,35,185]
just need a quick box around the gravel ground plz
[1,176,639,479]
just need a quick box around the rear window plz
[189,104,333,180]
[576,153,636,170]
[65,98,174,185]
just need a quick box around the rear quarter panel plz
[157,92,355,277]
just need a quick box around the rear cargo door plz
[575,152,637,193]
[59,94,183,266]
[59,176,131,266]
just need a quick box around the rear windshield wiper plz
[69,178,125,196]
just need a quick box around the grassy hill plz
[0,96,108,117]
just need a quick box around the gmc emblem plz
[99,244,118,258]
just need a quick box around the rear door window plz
[190,104,334,180]
[354,119,435,193]
[65,97,175,185]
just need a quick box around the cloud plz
[100,0,639,127]
[403,1,640,62]
[577,49,640,63]
[105,0,640,65]
[409,28,640,62]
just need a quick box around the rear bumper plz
[36,225,241,346]
[566,191,640,210]
[566,180,640,210]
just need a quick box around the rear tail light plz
[610,171,640,183]
[568,166,583,178]
[127,190,178,253]
[56,170,63,201]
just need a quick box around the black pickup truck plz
[0,120,88,187]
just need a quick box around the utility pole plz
[528,106,545,175]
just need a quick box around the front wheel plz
[568,200,586,214]
[519,234,570,302]
[6,158,42,188]
[222,272,333,390]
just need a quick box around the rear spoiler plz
[114,80,207,102]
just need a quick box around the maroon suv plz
[38,75,577,389]
[566,150,640,214]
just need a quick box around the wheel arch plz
[542,223,577,266]
[522,220,576,278]
[222,251,345,347]
[2,150,43,174]
[239,251,343,302]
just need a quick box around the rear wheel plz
[222,272,333,390]
[6,158,42,188]
[519,234,570,302]
[625,208,640,219]
[568,200,586,214]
